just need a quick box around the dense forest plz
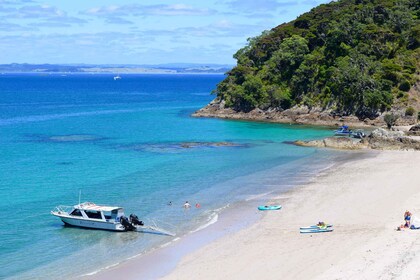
[215,0,420,119]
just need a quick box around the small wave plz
[189,204,231,234]
[0,109,137,126]
[0,105,202,126]
[82,262,121,277]
[190,212,219,233]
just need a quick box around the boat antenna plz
[79,189,81,205]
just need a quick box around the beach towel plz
[410,216,420,229]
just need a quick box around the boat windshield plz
[70,209,83,216]
[84,210,102,219]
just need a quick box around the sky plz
[0,0,330,65]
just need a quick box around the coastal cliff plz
[193,98,418,127]
[195,0,420,127]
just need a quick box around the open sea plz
[0,73,342,279]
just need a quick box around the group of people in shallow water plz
[167,201,200,209]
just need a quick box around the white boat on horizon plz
[113,74,121,80]
[51,202,175,235]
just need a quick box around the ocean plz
[0,73,340,279]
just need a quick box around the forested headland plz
[199,0,420,124]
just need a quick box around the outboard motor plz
[130,214,144,226]
[120,216,136,231]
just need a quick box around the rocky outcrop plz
[295,128,420,151]
[368,128,420,150]
[193,98,417,127]
[295,137,368,150]
[407,124,420,136]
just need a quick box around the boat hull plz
[55,214,125,231]
[334,132,351,136]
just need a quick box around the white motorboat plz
[51,202,175,235]
[113,75,121,80]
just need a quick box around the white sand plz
[159,151,420,280]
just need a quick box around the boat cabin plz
[70,202,125,222]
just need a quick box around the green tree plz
[265,35,309,81]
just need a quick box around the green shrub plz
[396,91,405,99]
[399,80,411,92]
[384,113,399,129]
[405,106,415,116]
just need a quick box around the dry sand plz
[160,151,420,280]
[93,151,420,280]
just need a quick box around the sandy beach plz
[92,150,420,280]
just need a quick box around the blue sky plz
[0,0,330,65]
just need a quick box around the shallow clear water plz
[0,74,337,279]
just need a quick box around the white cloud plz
[224,0,297,17]
[83,4,215,18]
[2,4,87,27]
[17,5,65,18]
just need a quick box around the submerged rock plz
[179,142,242,148]
[26,134,106,143]
[48,134,105,142]
[121,141,247,153]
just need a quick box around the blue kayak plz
[258,205,282,211]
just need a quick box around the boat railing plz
[51,205,73,215]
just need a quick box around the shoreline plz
[192,99,418,128]
[85,150,357,279]
[90,149,420,279]
[159,150,420,280]
[86,150,374,280]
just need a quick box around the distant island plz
[195,0,420,127]
[0,63,232,74]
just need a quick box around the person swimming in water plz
[183,201,191,209]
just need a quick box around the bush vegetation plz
[384,113,399,129]
[405,106,415,116]
[215,0,420,118]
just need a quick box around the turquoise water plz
[0,74,336,279]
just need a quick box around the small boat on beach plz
[334,125,352,136]
[51,202,174,235]
[350,129,366,139]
